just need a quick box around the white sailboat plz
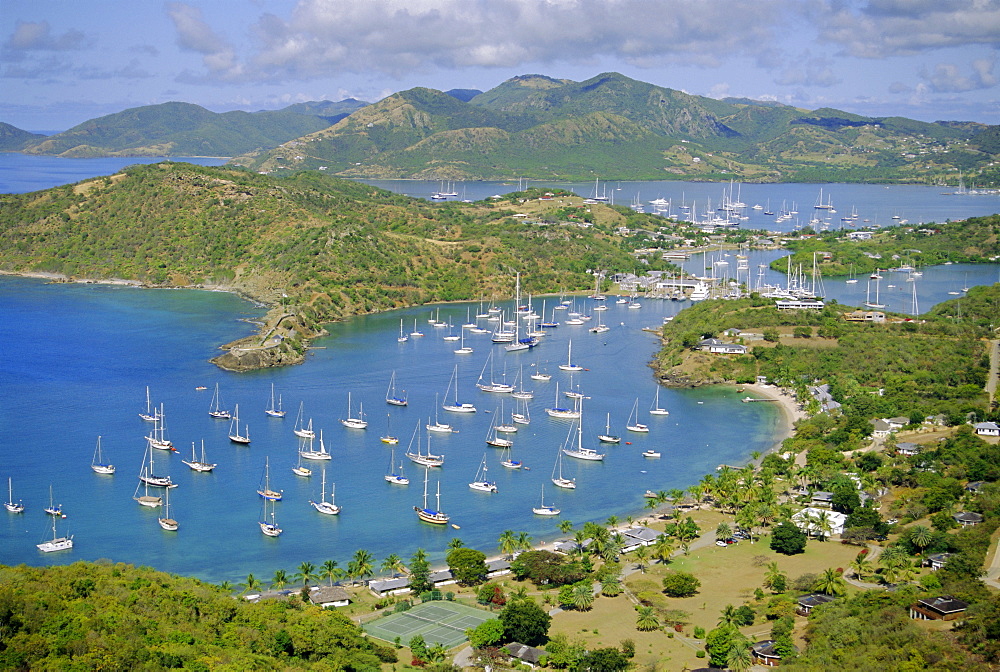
[37,513,73,552]
[410,318,424,338]
[228,404,251,444]
[310,468,341,515]
[442,365,477,413]
[386,371,408,406]
[265,383,285,418]
[299,429,332,460]
[495,400,518,433]
[146,404,174,450]
[865,276,885,309]
[293,402,315,438]
[469,454,498,493]
[137,440,174,488]
[341,392,367,428]
[292,447,313,477]
[44,484,61,516]
[182,440,216,472]
[626,398,649,433]
[256,457,283,501]
[485,411,514,448]
[551,445,576,489]
[398,318,409,343]
[477,352,515,393]
[133,479,162,508]
[157,487,178,531]
[426,394,455,433]
[414,469,449,525]
[500,445,523,469]
[649,387,669,416]
[5,477,24,513]
[561,405,604,461]
[405,425,445,467]
[208,383,230,419]
[530,362,552,381]
[598,412,621,444]
[510,366,534,399]
[139,386,160,422]
[846,263,858,284]
[385,444,409,485]
[532,485,560,516]
[558,340,583,371]
[259,461,282,537]
[512,396,531,425]
[454,328,474,354]
[545,382,580,419]
[91,435,115,474]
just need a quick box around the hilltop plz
[237,72,997,184]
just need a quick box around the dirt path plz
[987,339,999,408]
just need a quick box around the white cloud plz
[164,2,243,81]
[922,56,997,93]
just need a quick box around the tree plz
[380,554,404,578]
[651,535,675,564]
[705,624,739,668]
[498,530,518,559]
[726,634,754,672]
[909,525,934,554]
[409,548,432,593]
[348,549,375,583]
[499,599,551,646]
[409,634,428,662]
[271,569,289,590]
[467,618,504,649]
[446,547,489,586]
[516,531,534,552]
[661,571,701,597]
[813,568,847,596]
[320,560,342,586]
[718,604,739,628]
[578,647,630,672]
[635,605,660,631]
[557,520,574,534]
[571,582,595,611]
[770,521,807,555]
[715,522,733,542]
[633,546,649,573]
[764,562,787,593]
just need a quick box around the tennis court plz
[363,601,494,648]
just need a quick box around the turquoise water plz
[0,277,781,582]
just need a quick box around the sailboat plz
[139,386,160,422]
[405,425,445,467]
[137,440,174,488]
[310,468,342,515]
[469,454,498,493]
[414,469,449,525]
[259,462,282,537]
[495,400,517,433]
[208,383,231,419]
[532,485,560,516]
[589,309,610,333]
[530,361,552,381]
[545,382,580,419]
[228,404,251,444]
[91,435,115,474]
[551,443,576,489]
[626,398,649,433]
[512,396,531,425]
[649,387,669,416]
[5,478,24,513]
[265,383,285,418]
[500,445,522,469]
[381,414,399,444]
[182,440,216,472]
[293,402,315,439]
[292,445,313,477]
[147,404,174,450]
[257,457,283,500]
[299,429,332,460]
[133,479,162,508]
[44,485,62,516]
[865,277,885,309]
[37,513,73,552]
[341,392,368,429]
[426,394,455,433]
[846,263,858,284]
[485,411,514,448]
[558,340,583,371]
[598,412,621,444]
[454,328,474,354]
[477,352,515,393]
[443,365,477,413]
[561,404,604,461]
[398,318,409,343]
[157,487,178,531]
[510,366,534,400]
[385,371,408,406]
[385,444,409,485]
[410,318,424,338]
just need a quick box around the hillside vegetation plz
[237,72,998,184]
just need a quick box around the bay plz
[0,154,228,194]
[0,276,782,582]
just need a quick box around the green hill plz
[18,100,365,158]
[0,122,45,151]
[237,72,990,184]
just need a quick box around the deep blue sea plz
[1,157,997,585]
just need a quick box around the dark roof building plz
[752,639,797,667]
[505,642,545,667]
[910,595,969,621]
[953,511,985,527]
[797,593,836,615]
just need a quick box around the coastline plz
[739,382,805,457]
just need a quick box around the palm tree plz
[717,604,739,627]
[448,537,465,551]
[571,583,594,611]
[633,546,649,573]
[240,573,261,595]
[516,531,534,552]
[605,514,619,530]
[296,561,317,589]
[909,525,933,554]
[271,569,290,590]
[350,549,375,583]
[381,554,404,578]
[850,556,874,581]
[715,522,733,542]
[601,575,623,596]
[726,635,754,672]
[813,568,847,596]
[557,520,574,534]
[635,606,660,631]
[498,530,518,559]
[320,560,343,586]
[510,585,529,602]
[572,529,590,558]
[764,561,786,592]
[651,535,674,564]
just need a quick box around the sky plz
[2,0,999,131]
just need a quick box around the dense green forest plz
[0,562,395,670]
[772,215,1000,277]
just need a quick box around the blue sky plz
[2,0,999,131]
